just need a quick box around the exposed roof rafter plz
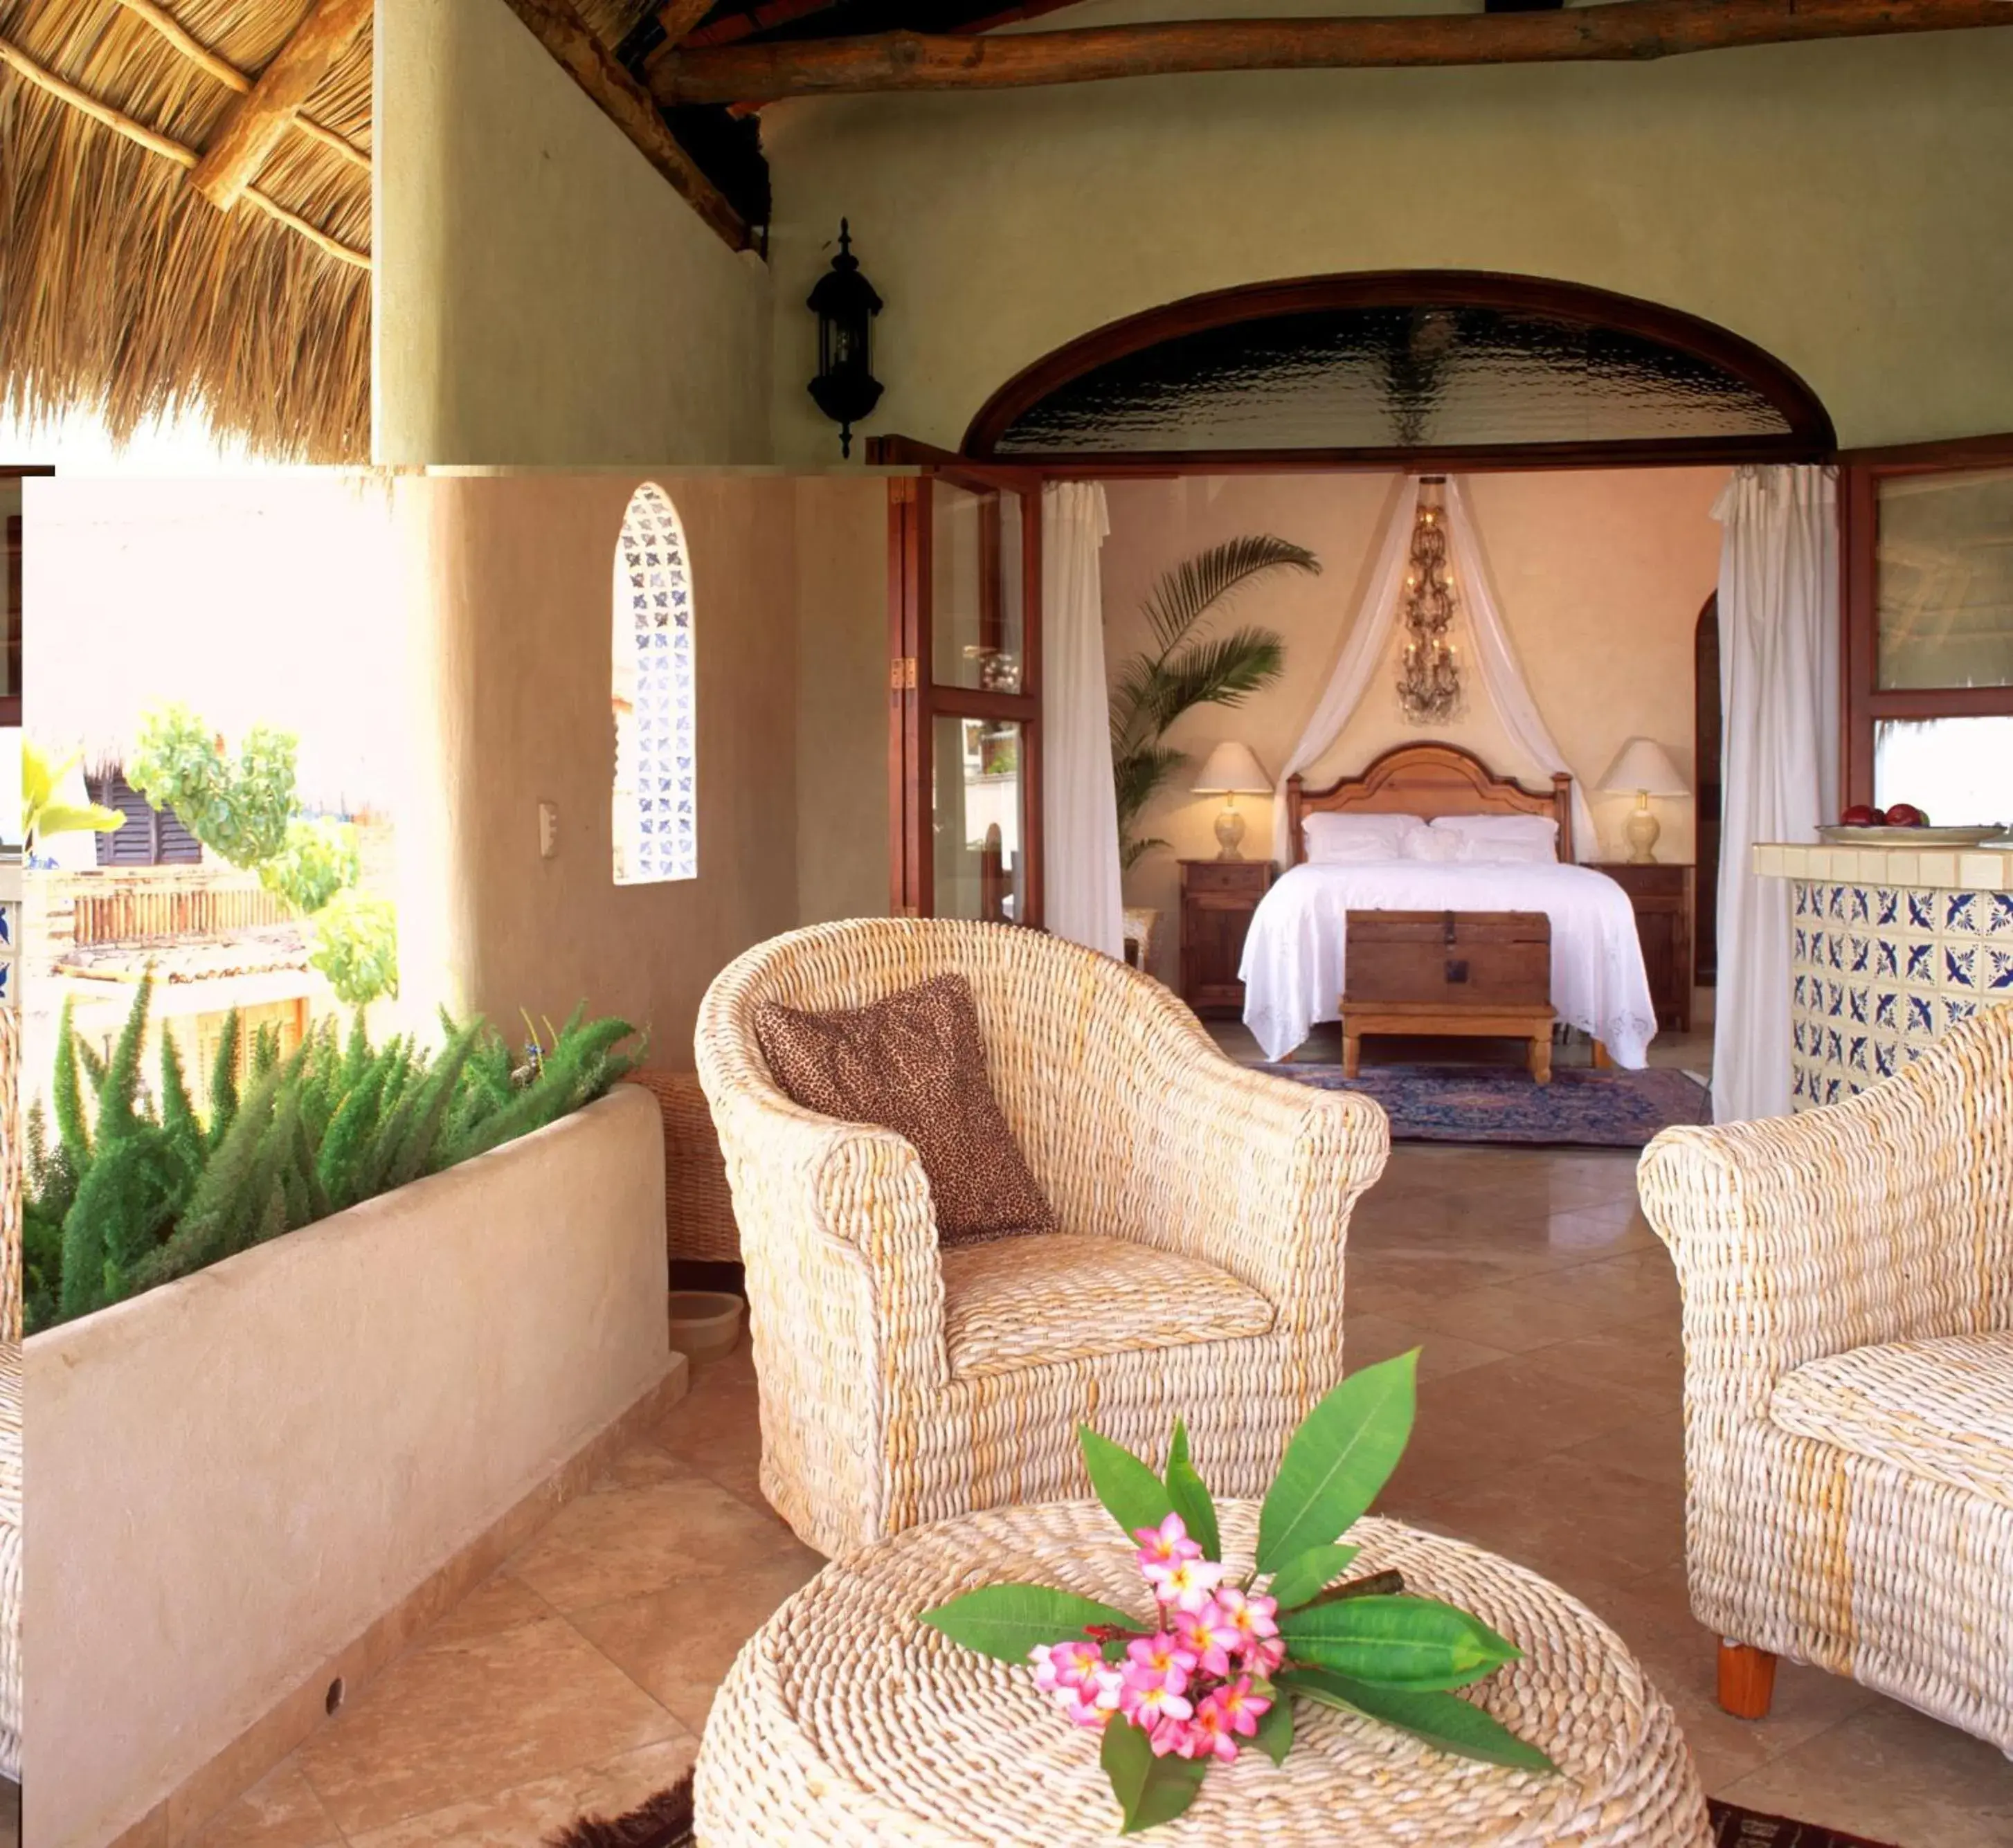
[500,0,755,252]
[647,0,2013,105]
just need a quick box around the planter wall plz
[27,1085,671,1847]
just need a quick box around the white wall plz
[374,0,775,466]
[761,7,2013,463]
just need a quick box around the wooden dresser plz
[1179,858,1276,1016]
[1595,862,1693,1033]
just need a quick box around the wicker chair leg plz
[1717,1640,1778,1719]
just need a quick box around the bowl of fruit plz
[1816,804,2007,846]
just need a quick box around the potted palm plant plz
[1110,536,1319,873]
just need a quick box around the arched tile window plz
[612,483,697,885]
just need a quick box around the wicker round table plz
[695,1502,1711,1845]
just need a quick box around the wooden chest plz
[1344,910,1552,1006]
[1341,910,1557,1083]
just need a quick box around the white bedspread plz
[1238,861,1659,1067]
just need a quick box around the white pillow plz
[1301,812,1424,864]
[1429,813,1559,864]
[1401,828,1467,864]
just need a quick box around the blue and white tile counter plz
[0,860,17,1007]
[1755,840,2013,1109]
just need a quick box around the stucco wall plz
[793,474,892,923]
[762,8,2013,463]
[374,0,773,466]
[26,1088,671,1848]
[405,472,808,1055]
[1101,468,1724,984]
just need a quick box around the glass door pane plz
[932,714,1026,922]
[931,481,1026,693]
[1876,469,2013,689]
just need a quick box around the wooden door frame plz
[887,467,1047,925]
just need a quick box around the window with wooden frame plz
[612,483,698,885]
[887,471,1045,925]
[1842,439,2013,829]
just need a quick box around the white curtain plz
[1272,475,1595,862]
[1443,478,1598,862]
[1041,482,1125,959]
[1271,478,1423,864]
[1711,465,1840,1124]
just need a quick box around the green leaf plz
[1079,1425,1175,1546]
[1164,1421,1220,1563]
[1252,1694,1294,1767]
[1265,1543,1362,1611]
[1256,1349,1418,1571]
[1277,1668,1555,1773]
[919,1584,1142,1664]
[1100,1716,1209,1835]
[1279,1595,1522,1690]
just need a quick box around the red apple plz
[1840,804,1881,827]
[1883,803,1930,828]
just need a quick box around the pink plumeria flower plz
[1247,1632,1288,1677]
[1123,1631,1198,1687]
[1149,1552,1228,1615]
[1209,1676,1271,1740]
[1213,1584,1281,1656]
[1182,1695,1243,1764]
[1123,1674,1195,1732]
[1031,1639,1104,1698]
[1132,1512,1200,1577]
[1172,1600,1242,1678]
[1150,1714,1208,1759]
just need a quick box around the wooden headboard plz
[1286,743,1574,865]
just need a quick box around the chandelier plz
[1396,480,1463,725]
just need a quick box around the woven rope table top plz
[695,1502,1710,1846]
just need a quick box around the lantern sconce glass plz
[806,219,884,459]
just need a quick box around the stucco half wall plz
[26,1087,671,1848]
[373,0,773,466]
[762,10,2013,462]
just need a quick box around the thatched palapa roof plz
[0,0,373,462]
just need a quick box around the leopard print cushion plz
[753,973,1057,1249]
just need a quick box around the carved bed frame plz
[1285,742,1574,866]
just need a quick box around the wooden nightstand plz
[1595,862,1693,1033]
[1179,858,1276,1016]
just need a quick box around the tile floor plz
[201,1044,2011,1848]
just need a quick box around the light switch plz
[538,801,559,859]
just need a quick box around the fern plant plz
[24,986,646,1334]
[1110,536,1320,871]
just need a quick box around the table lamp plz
[1597,736,1690,864]
[1192,741,1272,861]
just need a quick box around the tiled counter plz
[1754,841,2013,1107]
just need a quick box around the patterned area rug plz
[543,1775,1899,1848]
[1256,1061,1711,1148]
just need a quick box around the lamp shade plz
[1596,736,1690,797]
[1192,741,1272,795]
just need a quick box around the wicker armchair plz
[696,918,1389,1558]
[1638,1003,2013,1752]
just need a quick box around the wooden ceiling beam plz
[656,0,719,51]
[190,0,371,210]
[647,0,2013,105]
[500,0,752,252]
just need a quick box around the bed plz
[1238,743,1659,1067]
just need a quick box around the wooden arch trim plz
[1287,741,1576,866]
[960,270,1836,466]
